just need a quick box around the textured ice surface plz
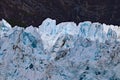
[0,18,120,80]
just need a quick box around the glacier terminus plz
[0,18,120,80]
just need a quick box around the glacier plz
[0,18,120,80]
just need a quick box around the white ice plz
[0,18,120,80]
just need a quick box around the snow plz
[0,18,120,80]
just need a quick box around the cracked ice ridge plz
[0,18,120,80]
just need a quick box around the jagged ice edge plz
[0,18,120,50]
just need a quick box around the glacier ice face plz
[0,18,120,80]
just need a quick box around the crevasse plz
[0,18,120,80]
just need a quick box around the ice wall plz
[0,18,120,80]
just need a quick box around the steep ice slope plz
[0,18,120,80]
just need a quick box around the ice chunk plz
[56,22,79,35]
[107,28,117,41]
[0,19,11,31]
[0,19,11,37]
[22,32,37,48]
[38,18,56,35]
[78,21,91,38]
[8,26,24,44]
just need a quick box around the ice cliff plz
[0,18,120,80]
